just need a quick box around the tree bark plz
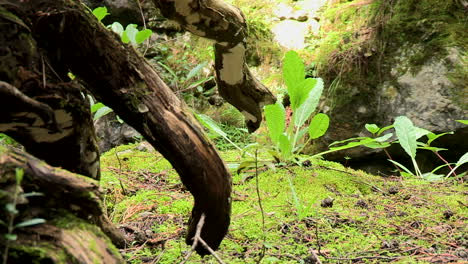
[0,5,101,180]
[0,145,125,263]
[12,0,232,255]
[154,0,276,132]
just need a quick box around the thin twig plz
[254,149,266,263]
[135,0,150,56]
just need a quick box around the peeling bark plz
[155,0,276,132]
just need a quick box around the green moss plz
[311,0,467,111]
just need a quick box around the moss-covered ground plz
[100,143,467,263]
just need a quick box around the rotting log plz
[14,0,232,255]
[154,0,276,132]
[0,145,125,263]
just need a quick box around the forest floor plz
[100,143,467,264]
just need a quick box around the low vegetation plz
[100,144,467,263]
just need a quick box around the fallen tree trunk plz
[0,146,125,263]
[14,0,232,255]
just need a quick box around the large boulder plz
[313,1,467,175]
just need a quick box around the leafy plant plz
[264,50,329,161]
[1,168,45,264]
[92,7,152,46]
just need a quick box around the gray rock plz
[94,112,141,153]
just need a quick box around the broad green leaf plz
[394,116,417,159]
[264,103,286,145]
[293,78,323,127]
[121,31,130,43]
[186,62,207,80]
[283,51,305,99]
[109,22,124,36]
[421,173,444,181]
[426,132,453,146]
[196,114,227,137]
[15,218,46,228]
[364,141,391,149]
[308,113,329,139]
[93,106,113,121]
[92,7,109,22]
[365,124,380,134]
[414,127,431,140]
[290,78,316,111]
[455,152,468,167]
[91,102,105,113]
[135,29,152,44]
[456,120,468,125]
[278,134,292,159]
[122,24,138,44]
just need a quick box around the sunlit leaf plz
[92,7,109,22]
[264,102,286,145]
[135,29,152,44]
[308,113,329,139]
[394,116,417,159]
[365,124,380,134]
[293,78,323,127]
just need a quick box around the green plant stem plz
[3,181,20,264]
[254,150,266,263]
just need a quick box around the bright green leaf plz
[456,120,468,125]
[264,102,286,145]
[135,29,152,44]
[387,159,414,176]
[455,152,468,167]
[293,78,323,127]
[278,134,292,159]
[91,102,105,114]
[365,124,380,134]
[109,22,124,36]
[124,24,138,44]
[92,7,109,22]
[377,124,394,136]
[15,218,46,228]
[308,113,329,139]
[426,132,453,146]
[196,114,227,138]
[283,50,305,97]
[93,106,113,121]
[394,116,417,159]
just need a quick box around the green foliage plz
[1,168,45,264]
[92,7,152,46]
[92,7,109,22]
[264,50,329,161]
